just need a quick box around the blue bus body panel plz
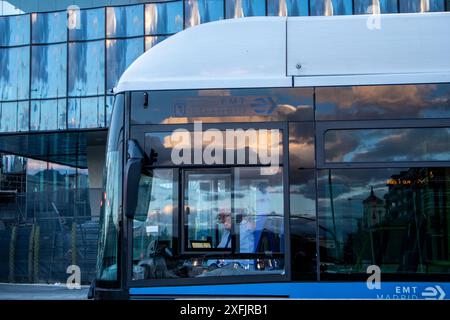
[130,282,449,300]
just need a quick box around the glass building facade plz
[0,0,449,284]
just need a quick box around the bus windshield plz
[132,166,285,280]
[131,127,287,280]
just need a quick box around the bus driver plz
[217,209,256,253]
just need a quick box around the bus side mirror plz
[125,140,144,219]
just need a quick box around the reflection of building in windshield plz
[384,168,450,271]
[339,167,450,273]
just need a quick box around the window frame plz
[316,165,450,282]
[127,121,291,287]
[316,118,450,281]
[316,119,450,169]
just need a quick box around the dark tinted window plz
[289,123,316,278]
[325,128,450,163]
[131,88,314,124]
[318,167,450,278]
[316,84,450,121]
[289,169,316,279]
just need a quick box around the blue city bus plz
[92,13,450,300]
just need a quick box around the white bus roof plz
[115,13,450,93]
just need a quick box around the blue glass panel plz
[145,35,169,51]
[185,0,225,28]
[69,7,105,41]
[31,11,67,44]
[0,46,29,101]
[267,0,309,16]
[106,4,144,38]
[318,167,450,276]
[0,101,29,132]
[400,0,445,12]
[31,43,67,99]
[106,37,144,91]
[354,0,398,13]
[68,96,105,129]
[69,40,105,96]
[0,14,30,46]
[226,0,266,18]
[145,1,183,35]
[30,99,66,131]
[310,0,353,15]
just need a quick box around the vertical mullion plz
[183,0,187,29]
[142,3,145,51]
[230,168,235,254]
[66,9,69,130]
[104,6,107,126]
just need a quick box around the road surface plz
[0,283,89,300]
